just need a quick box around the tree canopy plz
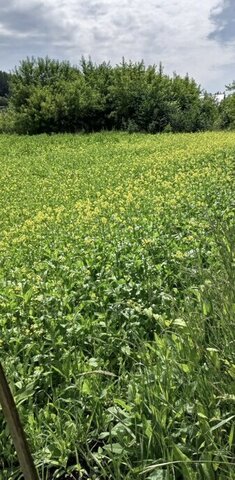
[0,57,234,133]
[0,70,10,97]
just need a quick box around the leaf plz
[229,423,234,448]
[201,461,215,480]
[203,300,211,316]
[103,443,124,454]
[81,379,91,395]
[228,365,235,379]
[173,318,187,327]
[180,363,190,373]
[121,345,131,355]
[143,307,153,318]
[210,415,235,432]
[23,288,34,304]
[147,470,165,480]
[217,394,235,402]
[98,431,110,440]
[172,444,194,478]
[114,398,132,412]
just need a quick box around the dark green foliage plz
[0,96,8,107]
[220,95,235,130]
[1,56,224,134]
[0,70,10,97]
[218,81,235,130]
[225,81,235,92]
[198,93,221,130]
[0,71,11,111]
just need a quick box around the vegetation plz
[0,70,11,109]
[0,70,10,98]
[0,57,228,134]
[1,57,235,134]
[219,83,235,130]
[0,131,234,479]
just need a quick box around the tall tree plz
[4,56,223,134]
[0,71,10,97]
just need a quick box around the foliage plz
[0,131,235,479]
[220,94,235,130]
[218,81,235,130]
[225,81,235,92]
[1,57,222,134]
[0,70,10,97]
[0,96,8,107]
[0,70,11,111]
[0,108,17,133]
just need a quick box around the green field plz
[0,132,235,479]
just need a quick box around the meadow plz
[0,131,234,479]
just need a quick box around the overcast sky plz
[0,0,234,92]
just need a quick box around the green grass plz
[0,131,234,479]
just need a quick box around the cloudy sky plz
[0,0,234,92]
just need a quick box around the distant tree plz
[197,93,220,130]
[9,57,106,134]
[225,81,235,92]
[107,60,147,130]
[10,57,79,110]
[218,80,235,130]
[79,57,113,129]
[159,61,164,77]
[2,56,224,134]
[9,57,79,133]
[220,97,235,129]
[0,71,10,97]
[0,96,8,107]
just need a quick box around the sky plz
[0,0,235,92]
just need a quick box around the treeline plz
[0,70,11,108]
[0,57,235,134]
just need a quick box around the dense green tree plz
[0,71,10,97]
[10,57,79,110]
[225,81,235,92]
[107,60,148,130]
[79,57,113,130]
[0,70,11,110]
[0,96,8,107]
[220,95,235,129]
[219,81,235,130]
[197,93,220,130]
[2,56,226,134]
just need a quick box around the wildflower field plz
[0,131,235,479]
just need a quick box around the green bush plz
[0,109,16,133]
[0,96,8,107]
[0,56,226,134]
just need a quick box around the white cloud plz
[1,0,235,91]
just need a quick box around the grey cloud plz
[0,2,49,36]
[209,0,235,42]
[112,15,137,29]
[0,1,76,43]
[93,29,111,43]
[64,0,108,21]
[81,1,108,17]
[0,1,75,70]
